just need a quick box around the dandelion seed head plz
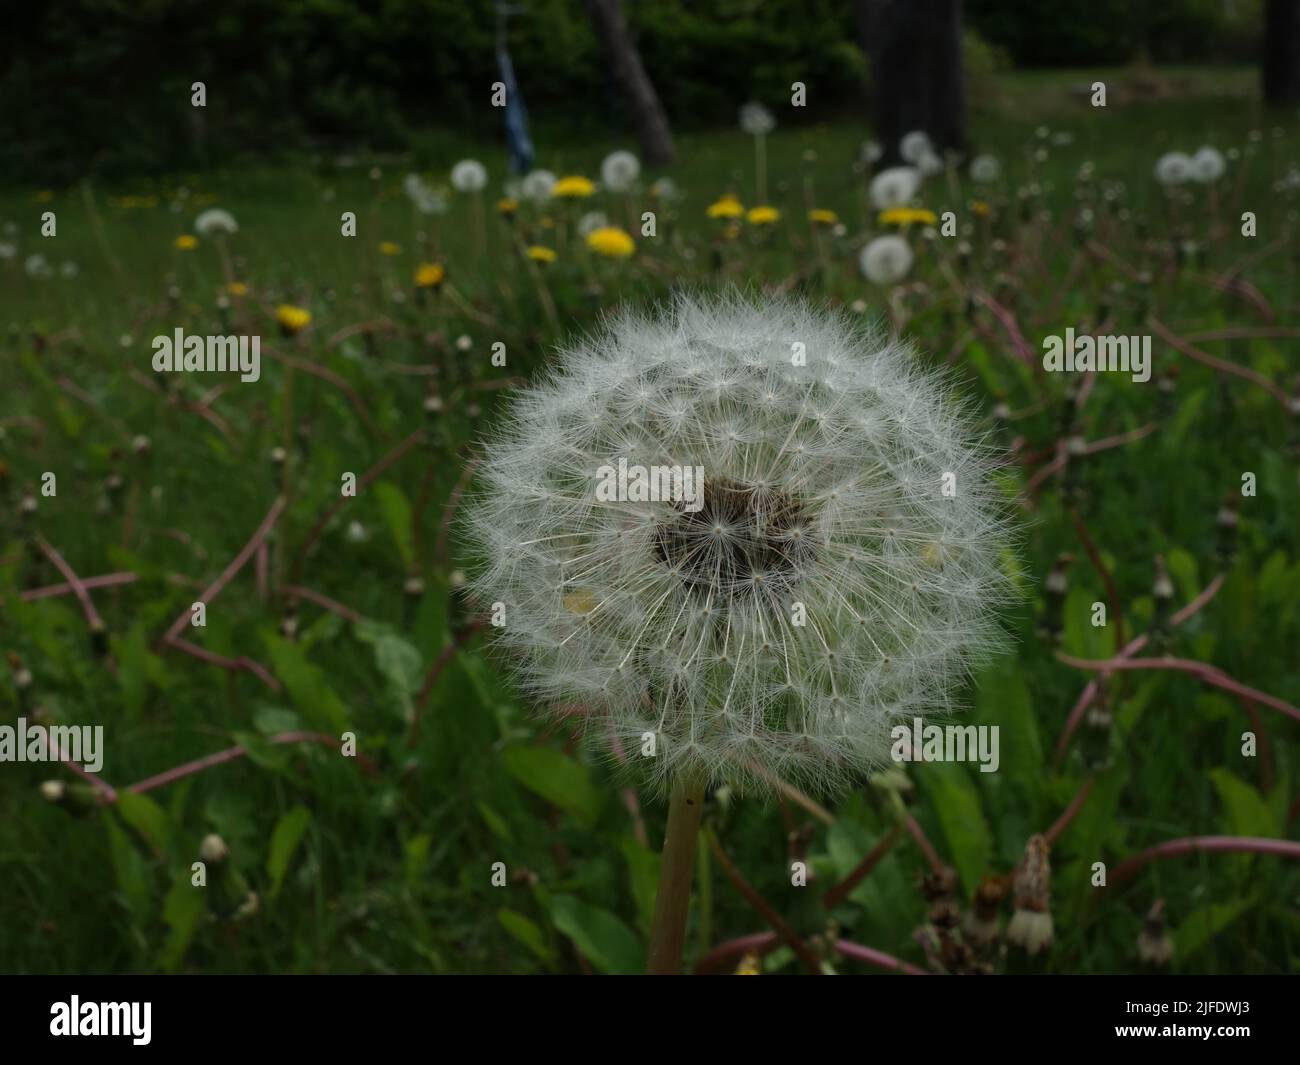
[464,292,1015,795]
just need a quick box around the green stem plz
[646,774,706,974]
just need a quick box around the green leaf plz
[354,619,423,722]
[1209,769,1276,837]
[498,907,556,963]
[918,763,991,896]
[620,835,660,935]
[159,872,207,972]
[262,632,350,732]
[233,730,292,771]
[373,481,414,568]
[501,745,605,827]
[1174,896,1255,959]
[116,791,172,855]
[403,833,432,888]
[477,801,514,842]
[266,805,311,901]
[253,705,302,736]
[1165,548,1199,604]
[104,814,151,917]
[548,895,642,974]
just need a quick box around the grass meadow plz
[3,67,1299,975]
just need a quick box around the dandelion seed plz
[522,169,557,202]
[1154,151,1194,186]
[739,101,775,136]
[970,154,1001,183]
[870,166,922,210]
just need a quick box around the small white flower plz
[899,130,933,164]
[456,334,473,352]
[739,101,775,136]
[1154,151,1194,186]
[860,235,914,284]
[870,166,921,210]
[451,159,488,192]
[861,140,884,165]
[522,169,557,202]
[970,154,1001,183]
[601,150,641,193]
[464,292,1013,795]
[1190,146,1226,183]
[578,211,609,238]
[650,176,680,202]
[24,253,52,279]
[194,208,238,236]
[915,148,945,177]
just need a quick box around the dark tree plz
[857,0,965,166]
[1263,0,1300,104]
[585,0,676,166]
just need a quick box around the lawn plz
[2,66,1298,975]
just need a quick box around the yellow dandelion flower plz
[415,263,446,289]
[746,205,780,225]
[497,197,519,215]
[552,175,596,199]
[34,190,54,203]
[878,207,938,227]
[973,200,991,217]
[227,282,248,297]
[378,241,401,256]
[707,194,744,219]
[276,304,312,335]
[723,222,742,242]
[585,226,636,259]
[734,953,763,975]
[526,245,557,263]
[808,208,838,225]
[174,234,198,250]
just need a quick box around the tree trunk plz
[585,0,676,166]
[1263,0,1300,105]
[857,0,965,166]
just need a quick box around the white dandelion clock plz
[859,235,915,284]
[601,150,641,193]
[466,292,1012,797]
[915,147,945,177]
[1190,146,1226,183]
[450,158,488,193]
[194,208,238,236]
[870,166,922,210]
[1154,151,1193,186]
[899,130,934,165]
[739,101,775,136]
[861,140,884,166]
[970,154,1001,184]
[521,169,557,202]
[578,211,610,238]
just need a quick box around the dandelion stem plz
[647,774,706,974]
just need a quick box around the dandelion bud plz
[269,446,287,467]
[464,294,1016,795]
[965,873,1010,945]
[200,833,229,865]
[1137,898,1174,967]
[1006,834,1053,956]
[40,780,65,804]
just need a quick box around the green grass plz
[2,67,1299,974]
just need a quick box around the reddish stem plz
[1106,835,1300,889]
